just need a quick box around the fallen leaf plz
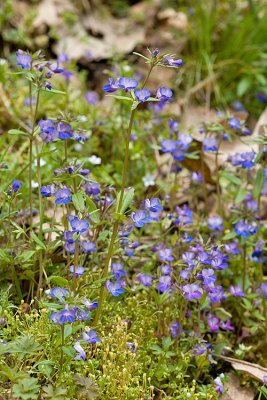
[158,8,188,31]
[221,372,255,400]
[252,106,267,137]
[34,0,75,27]
[220,355,267,383]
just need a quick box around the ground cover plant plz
[1,3,267,399]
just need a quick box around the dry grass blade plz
[219,355,267,383]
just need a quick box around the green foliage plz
[12,377,40,400]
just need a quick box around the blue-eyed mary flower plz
[74,341,86,360]
[134,89,151,103]
[68,215,89,233]
[11,179,22,193]
[182,283,202,300]
[54,187,72,205]
[117,77,138,92]
[131,210,151,228]
[82,329,101,344]
[16,50,32,69]
[156,87,173,101]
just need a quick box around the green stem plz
[11,262,23,300]
[60,324,65,371]
[215,140,222,216]
[36,142,45,297]
[73,240,79,294]
[28,86,40,230]
[242,242,247,291]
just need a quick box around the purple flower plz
[74,341,86,360]
[156,87,173,101]
[103,78,120,93]
[203,137,218,152]
[112,262,126,279]
[82,329,101,344]
[69,265,84,277]
[16,51,32,69]
[40,184,56,197]
[182,284,202,300]
[224,242,240,255]
[106,279,125,296]
[182,251,196,267]
[134,88,151,102]
[207,314,220,332]
[68,215,89,233]
[163,56,183,67]
[136,273,153,287]
[177,133,192,149]
[11,179,22,193]
[39,119,55,133]
[220,320,234,331]
[117,77,138,92]
[57,122,73,140]
[229,285,245,297]
[208,216,223,231]
[229,152,255,169]
[199,268,216,285]
[81,241,96,253]
[158,248,174,262]
[214,376,224,394]
[259,283,267,299]
[54,187,72,205]
[157,275,172,292]
[211,256,228,270]
[175,205,193,226]
[49,287,68,301]
[228,116,241,130]
[131,210,151,228]
[152,49,160,56]
[170,322,180,338]
[145,198,163,212]
[161,265,173,275]
[75,308,90,321]
[234,220,257,238]
[81,299,98,310]
[50,306,76,325]
[83,182,100,196]
[168,118,179,132]
[160,139,177,153]
[85,91,99,106]
[126,342,135,353]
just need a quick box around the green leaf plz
[107,95,132,101]
[37,360,54,378]
[74,375,100,400]
[31,232,46,250]
[7,336,41,360]
[41,87,66,95]
[237,78,251,97]
[43,385,68,400]
[222,231,237,240]
[253,168,265,199]
[62,345,75,357]
[86,198,100,224]
[115,187,134,214]
[48,275,69,287]
[12,377,40,400]
[64,325,73,339]
[235,186,247,204]
[72,192,85,213]
[219,170,241,185]
[8,129,28,136]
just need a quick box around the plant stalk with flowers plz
[93,50,183,325]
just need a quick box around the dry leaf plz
[220,355,267,383]
[34,0,75,27]
[252,106,267,136]
[221,372,255,400]
[158,8,188,31]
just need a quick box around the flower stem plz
[242,242,247,291]
[93,66,154,326]
[60,324,65,371]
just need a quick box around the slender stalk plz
[60,324,65,371]
[242,242,247,291]
[93,65,154,326]
[215,140,222,216]
[28,87,40,230]
[73,240,79,293]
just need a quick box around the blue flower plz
[158,248,174,262]
[11,179,22,193]
[74,341,86,360]
[85,91,99,106]
[203,137,218,152]
[54,187,72,204]
[134,89,151,103]
[69,265,85,277]
[81,241,96,253]
[170,322,180,338]
[103,78,120,93]
[38,119,55,133]
[117,77,138,92]
[16,51,32,69]
[208,216,223,231]
[83,182,100,196]
[156,87,173,101]
[136,273,153,287]
[228,116,241,130]
[160,139,177,153]
[50,306,76,325]
[57,122,73,140]
[182,283,202,300]
[40,184,56,197]
[162,56,183,67]
[81,298,98,310]
[157,275,172,292]
[112,262,126,279]
[145,198,163,212]
[49,287,68,301]
[131,210,151,228]
[234,219,257,238]
[82,329,101,344]
[68,215,89,233]
[106,279,125,296]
